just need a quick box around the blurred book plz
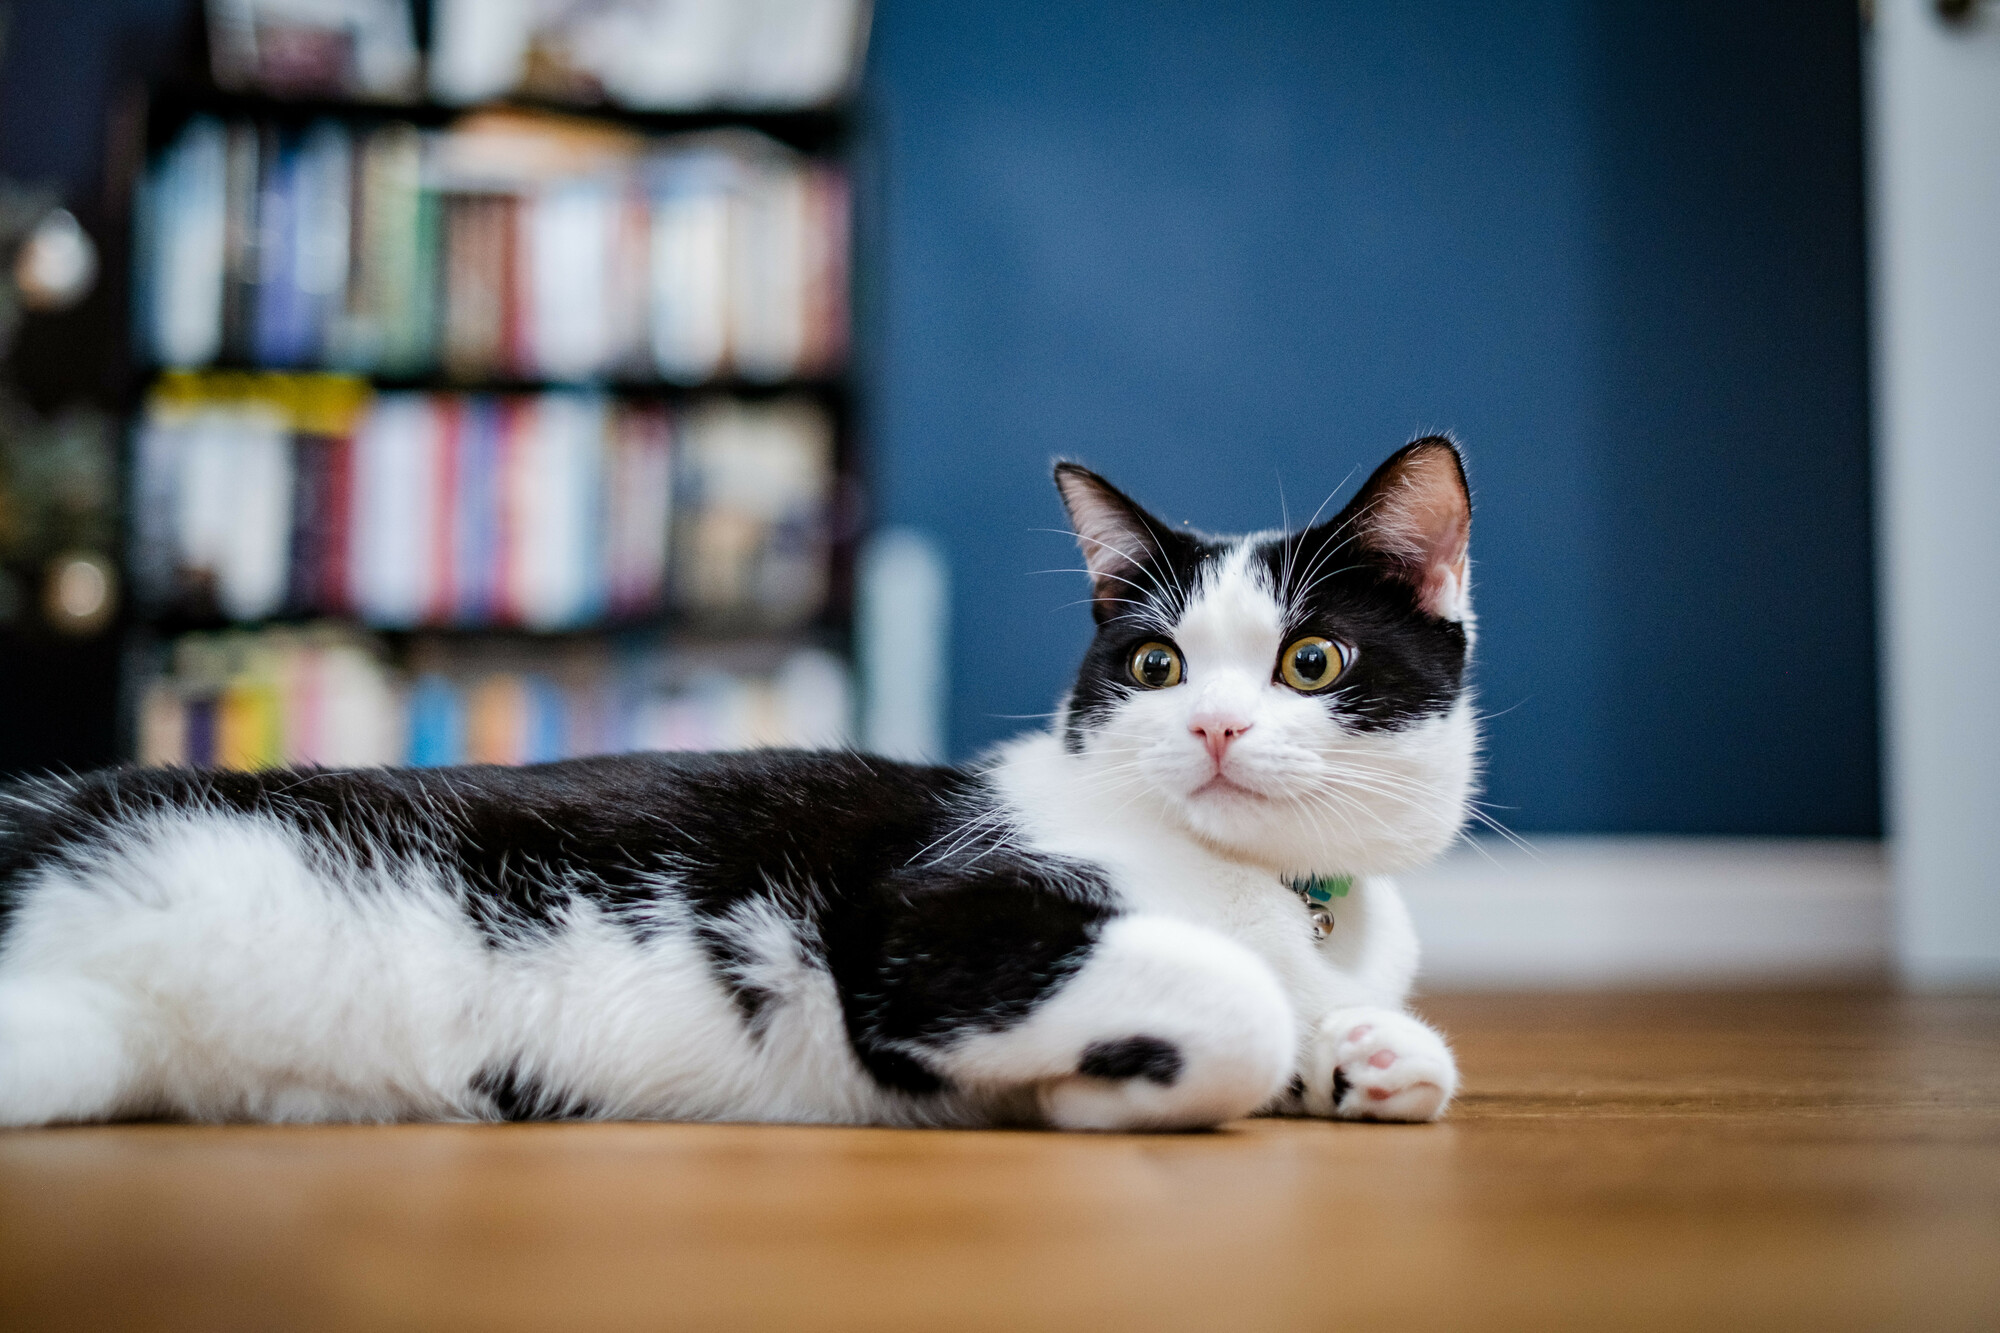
[134,118,228,368]
[136,623,853,769]
[206,0,421,102]
[131,371,830,631]
[332,121,436,373]
[137,114,847,385]
[428,0,869,111]
[252,121,352,368]
[673,396,832,625]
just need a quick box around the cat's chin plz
[1168,787,1311,866]
[1162,778,1462,875]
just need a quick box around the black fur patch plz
[1079,1036,1184,1086]
[1254,438,1470,732]
[472,1061,596,1121]
[827,857,1114,1093]
[1332,1068,1352,1107]
[1061,520,1219,752]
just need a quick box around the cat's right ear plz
[1054,462,1173,624]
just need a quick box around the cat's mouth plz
[1191,773,1267,802]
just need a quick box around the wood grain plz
[3,992,1996,1331]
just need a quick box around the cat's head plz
[1053,438,1477,875]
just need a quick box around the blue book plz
[407,674,466,767]
[184,696,218,769]
[524,676,567,764]
[253,135,310,367]
[454,397,503,625]
[253,123,351,367]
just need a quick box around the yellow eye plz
[1129,641,1184,689]
[1280,636,1346,692]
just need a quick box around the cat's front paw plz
[1303,1007,1458,1122]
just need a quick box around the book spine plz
[287,428,330,613]
[253,132,304,367]
[294,121,352,368]
[350,392,435,626]
[430,395,462,624]
[501,192,529,379]
[137,679,188,767]
[284,641,322,766]
[408,673,465,767]
[146,118,229,367]
[648,152,732,383]
[453,396,495,624]
[220,122,263,364]
[525,675,565,764]
[184,694,218,767]
[214,397,295,622]
[373,126,434,376]
[320,417,354,614]
[441,195,485,379]
[466,673,527,765]
[805,163,850,376]
[496,395,529,626]
[129,399,186,611]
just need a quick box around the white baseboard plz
[1398,836,1890,989]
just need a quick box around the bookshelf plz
[114,0,870,772]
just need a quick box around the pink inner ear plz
[1362,449,1471,619]
[1056,468,1155,589]
[1065,491,1148,583]
[1419,547,1470,620]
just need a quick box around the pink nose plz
[1190,716,1253,765]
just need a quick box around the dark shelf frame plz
[144,82,852,157]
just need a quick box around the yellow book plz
[216,678,282,771]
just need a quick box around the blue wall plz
[863,0,1877,836]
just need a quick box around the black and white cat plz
[0,438,1475,1131]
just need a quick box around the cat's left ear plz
[1054,462,1178,624]
[1336,437,1472,621]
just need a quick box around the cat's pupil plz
[1140,649,1173,686]
[1292,643,1328,682]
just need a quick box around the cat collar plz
[1288,874,1352,940]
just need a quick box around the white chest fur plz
[989,733,1423,1027]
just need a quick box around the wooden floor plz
[3,992,1997,1331]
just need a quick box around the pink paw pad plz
[1345,1024,1374,1043]
[1366,1086,1395,1100]
[1368,1048,1397,1069]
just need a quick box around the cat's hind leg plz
[941,915,1296,1131]
[0,975,143,1127]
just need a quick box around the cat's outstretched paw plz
[1302,1007,1458,1122]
